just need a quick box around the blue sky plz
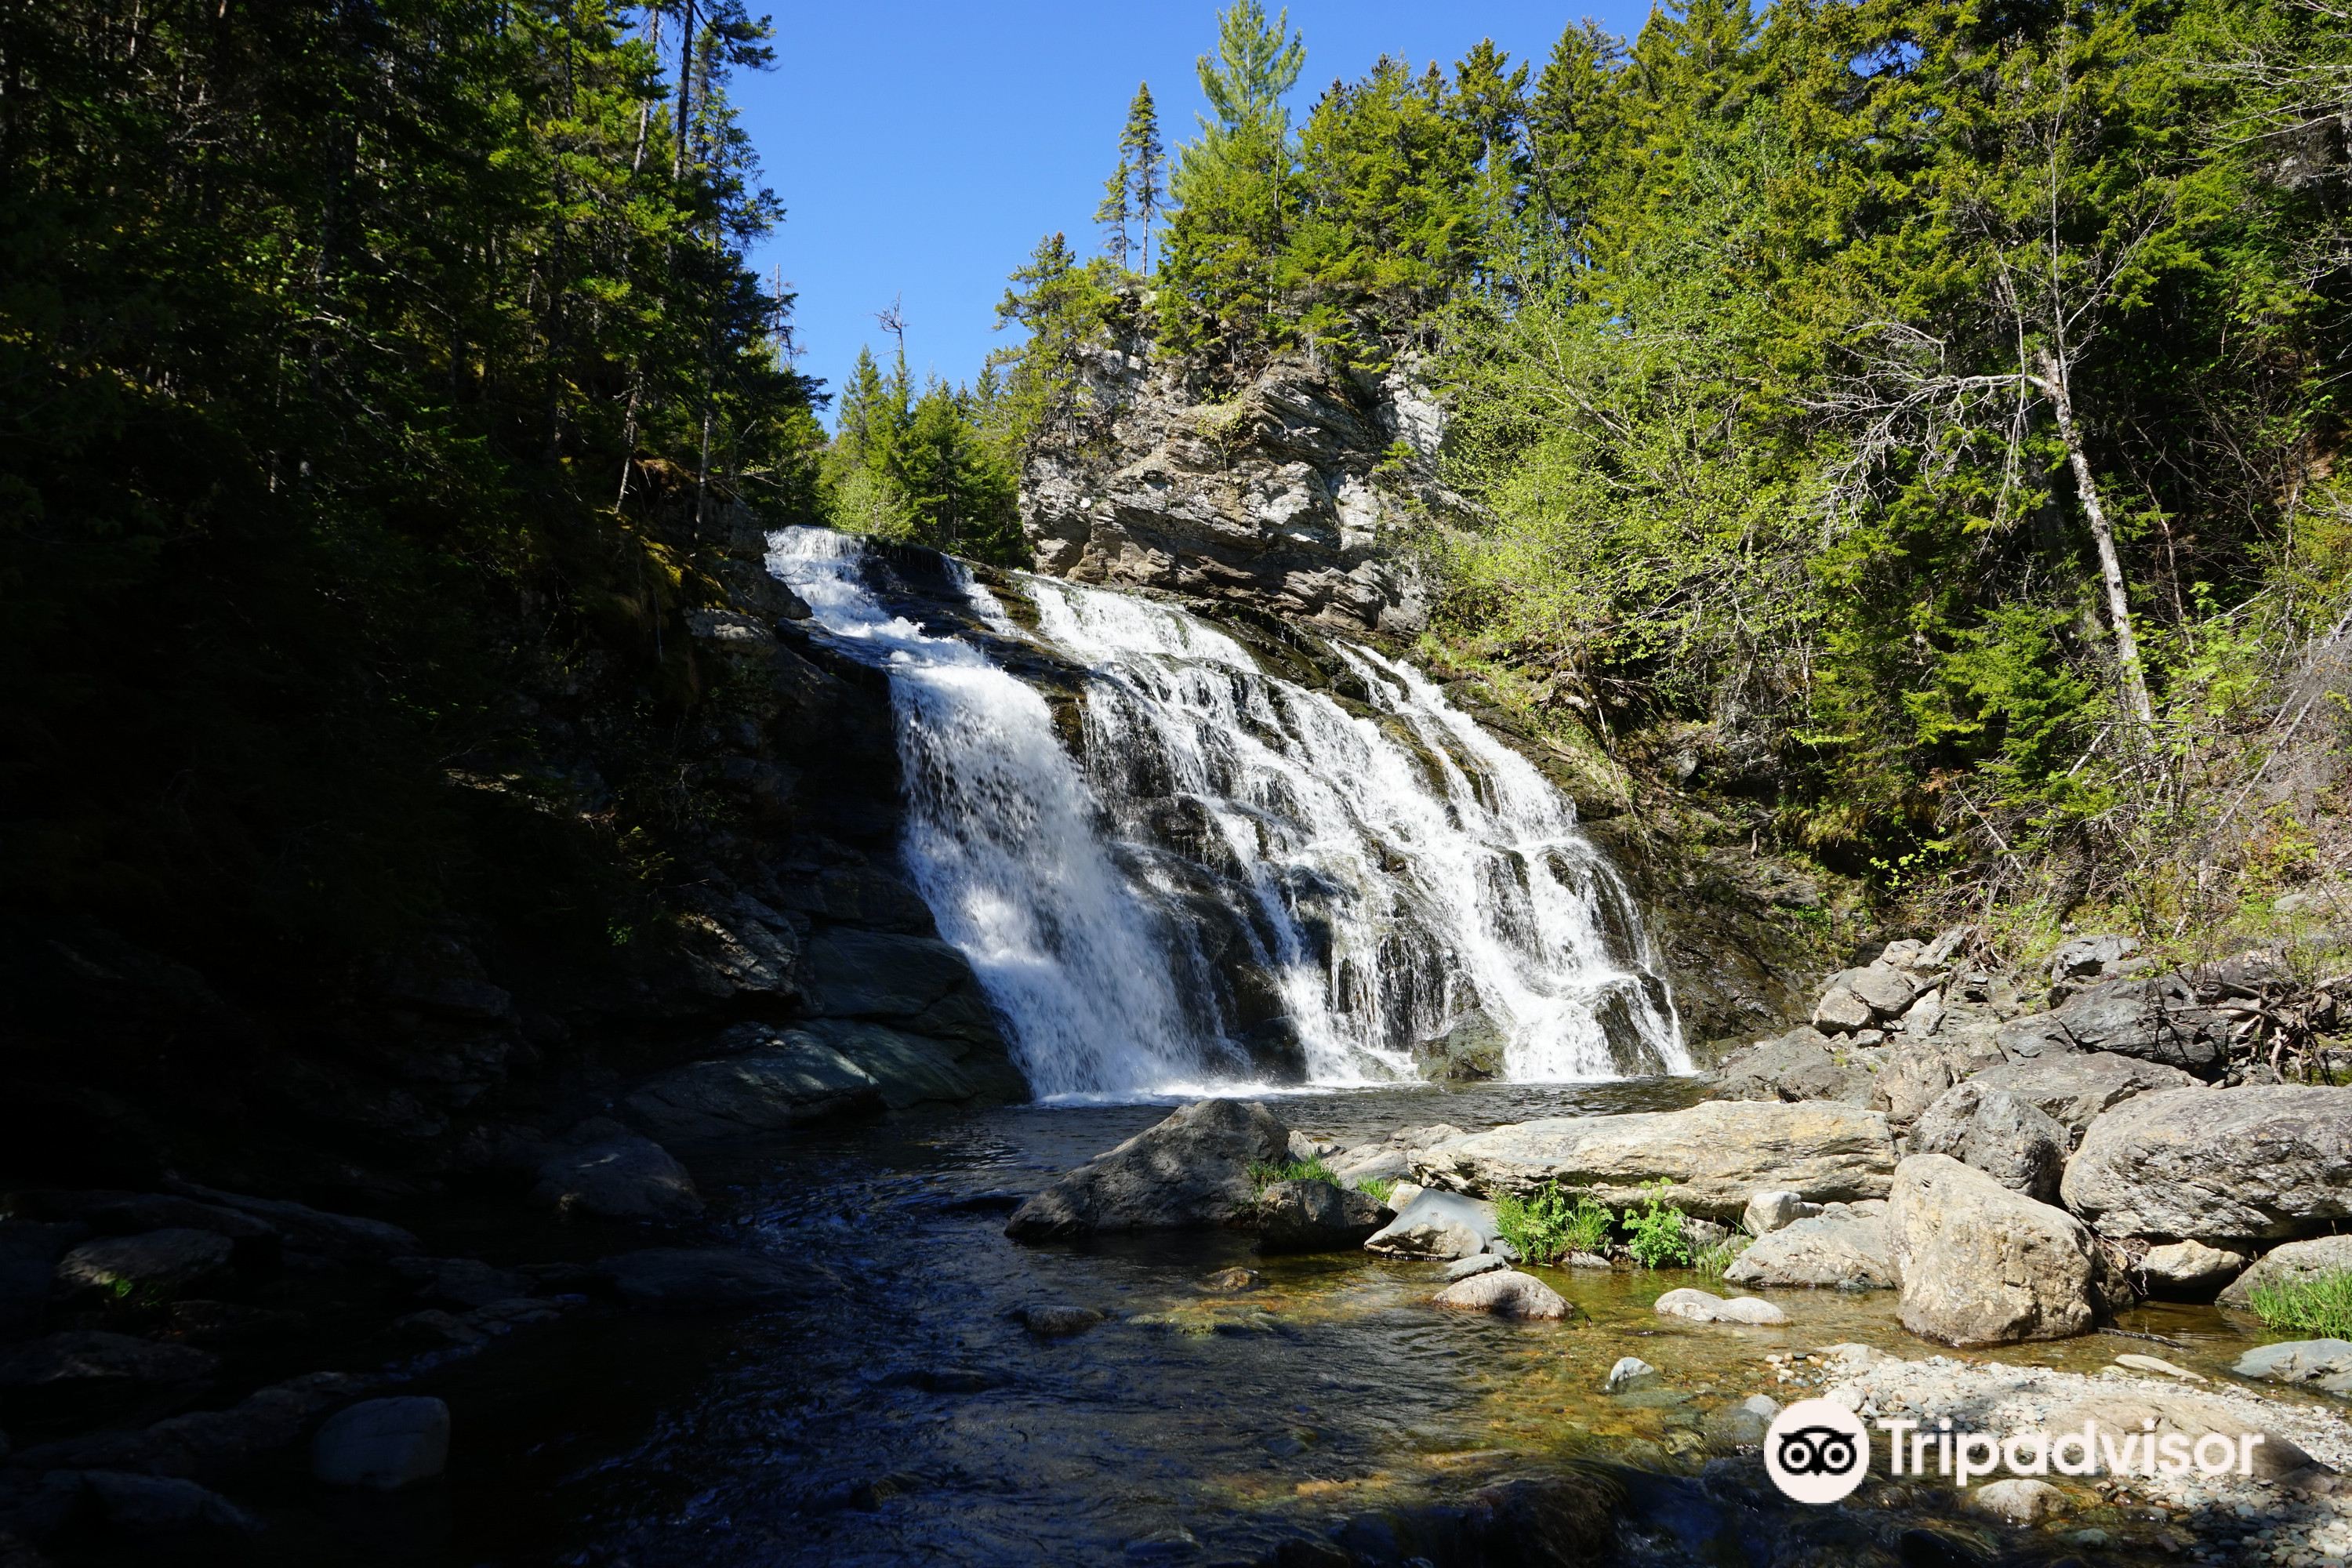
[731,2,1657,418]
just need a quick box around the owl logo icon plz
[1764,1399,1871,1504]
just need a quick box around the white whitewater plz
[768,526,1687,1097]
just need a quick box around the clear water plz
[765,528,1685,1098]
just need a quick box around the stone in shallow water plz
[1605,1356,1657,1392]
[1969,1478,2065,1524]
[1016,1303,1105,1338]
[2137,1239,2250,1299]
[1194,1268,1261,1294]
[2113,1352,2205,1381]
[2231,1339,2352,1386]
[1363,1191,1497,1260]
[1430,1269,1570,1321]
[1653,1288,1788,1326]
[1004,1099,1288,1241]
[1256,1179,1388,1254]
[1443,1254,1508,1283]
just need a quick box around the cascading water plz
[768,525,1688,1098]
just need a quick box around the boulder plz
[1703,1395,1782,1450]
[1016,1303,1105,1338]
[1605,1356,1657,1392]
[2049,934,2140,993]
[54,1229,234,1301]
[1967,1052,2198,1145]
[1004,1099,1288,1241]
[1411,1101,1896,1221]
[1711,1029,1872,1105]
[0,1331,216,1388]
[1886,1154,2100,1345]
[1256,1180,1391,1254]
[2040,1391,2316,1482]
[1909,1083,2067,1202]
[1723,1210,1894,1291]
[163,1181,420,1259]
[1741,1191,1820,1236]
[2136,1240,2251,1300]
[1969,1478,2065,1525]
[1412,1011,1506,1082]
[1363,1191,1500,1261]
[1652,1287,1788,1325]
[626,1033,886,1142]
[1329,1124,1463,1188]
[595,1247,798,1312]
[1430,1269,1570,1320]
[1443,1254,1508,1283]
[1998,975,2230,1076]
[533,1121,702,1220]
[804,1018,1029,1109]
[2060,1086,2352,1241]
[2216,1234,2352,1310]
[1812,981,1875,1033]
[311,1396,450,1490]
[27,1193,278,1262]
[2230,1340,2352,1390]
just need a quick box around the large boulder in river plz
[2217,1234,2352,1311]
[2060,1086,2352,1241]
[1886,1153,2101,1345]
[1004,1099,1288,1241]
[1257,1180,1391,1254]
[533,1121,702,1220]
[1909,1083,2067,1202]
[1363,1190,1501,1260]
[1997,975,2230,1076]
[1411,1102,1896,1221]
[1966,1051,2197,1145]
[1723,1206,1894,1291]
[1431,1269,1570,1320]
[626,1031,885,1142]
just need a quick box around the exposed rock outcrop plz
[1886,1153,2103,1345]
[2060,1085,2352,1241]
[1004,1099,1289,1241]
[1022,350,1442,637]
[1410,1102,1896,1220]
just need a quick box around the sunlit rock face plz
[1020,343,1458,639]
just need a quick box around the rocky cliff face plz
[1021,339,1454,637]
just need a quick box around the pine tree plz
[1120,84,1167,271]
[1095,154,1133,265]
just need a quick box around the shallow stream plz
[346,1081,2318,1567]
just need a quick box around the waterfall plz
[768,526,1688,1098]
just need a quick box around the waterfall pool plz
[348,1080,2314,1568]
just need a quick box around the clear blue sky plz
[731,2,1657,418]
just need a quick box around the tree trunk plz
[2035,349,2154,730]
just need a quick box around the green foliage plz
[0,0,825,980]
[1494,1182,1614,1264]
[2248,1271,2352,1340]
[1354,1177,1396,1205]
[1248,1156,1340,1191]
[1621,1180,1693,1270]
[823,344,1021,561]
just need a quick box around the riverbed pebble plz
[1653,1287,1788,1326]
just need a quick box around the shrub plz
[2249,1269,2352,1339]
[1621,1179,1693,1270]
[1248,1156,1338,1192]
[1496,1182,1614,1265]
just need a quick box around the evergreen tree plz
[1095,154,1134,265]
[1120,83,1168,271]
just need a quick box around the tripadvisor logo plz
[1762,1398,2270,1505]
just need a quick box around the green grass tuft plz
[2249,1269,2352,1339]
[1249,1156,1339,1192]
[1495,1182,1613,1265]
[1355,1176,1396,1205]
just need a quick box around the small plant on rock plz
[1621,1179,1693,1269]
[1355,1176,1396,1205]
[1248,1156,1339,1192]
[1496,1182,1613,1265]
[2249,1269,2352,1339]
